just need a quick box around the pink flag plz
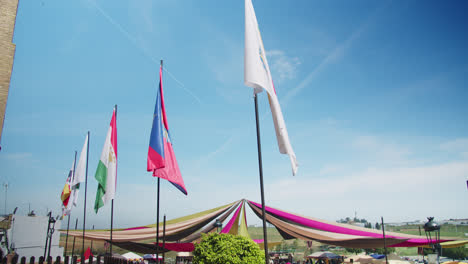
[148,65,187,195]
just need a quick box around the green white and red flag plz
[94,107,117,213]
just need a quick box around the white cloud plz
[319,164,343,176]
[267,50,301,83]
[4,152,32,160]
[352,135,411,165]
[282,2,389,107]
[265,160,468,224]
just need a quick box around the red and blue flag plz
[147,66,187,195]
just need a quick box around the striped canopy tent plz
[65,200,241,242]
[246,200,454,248]
[63,199,458,253]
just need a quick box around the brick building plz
[0,0,19,150]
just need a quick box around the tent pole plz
[254,94,269,264]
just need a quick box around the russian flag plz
[147,65,187,195]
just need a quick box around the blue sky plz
[0,0,467,230]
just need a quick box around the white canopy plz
[122,252,143,261]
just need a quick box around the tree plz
[345,248,363,254]
[375,223,381,230]
[292,239,300,251]
[193,233,264,264]
[443,247,468,260]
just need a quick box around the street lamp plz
[214,219,222,233]
[47,216,56,259]
[43,212,56,259]
[423,217,441,264]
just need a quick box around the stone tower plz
[0,0,19,150]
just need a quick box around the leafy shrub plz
[443,246,468,260]
[193,233,264,264]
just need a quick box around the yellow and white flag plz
[244,0,298,175]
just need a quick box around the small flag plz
[244,0,298,175]
[78,247,93,263]
[94,108,117,213]
[147,65,187,195]
[71,134,89,208]
[61,160,75,216]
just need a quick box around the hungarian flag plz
[147,65,187,195]
[94,107,117,213]
[244,0,298,175]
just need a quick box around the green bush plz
[193,233,264,264]
[443,246,468,260]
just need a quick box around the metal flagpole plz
[65,214,71,256]
[110,104,117,257]
[156,177,160,263]
[65,151,77,257]
[155,59,163,264]
[254,94,269,264]
[91,225,94,255]
[381,217,388,264]
[72,218,78,257]
[82,131,90,255]
[162,215,166,264]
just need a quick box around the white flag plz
[71,133,88,206]
[244,0,298,175]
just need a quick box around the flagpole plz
[65,214,71,256]
[82,131,90,255]
[162,215,166,264]
[65,151,77,257]
[72,218,78,257]
[382,217,388,264]
[91,225,94,254]
[156,177,160,263]
[155,59,163,264]
[110,104,117,257]
[254,94,269,264]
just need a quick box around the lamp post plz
[47,216,56,259]
[423,217,441,264]
[43,212,56,259]
[214,219,222,233]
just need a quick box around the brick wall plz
[0,0,19,148]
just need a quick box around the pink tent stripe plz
[248,200,449,246]
[124,226,150,231]
[221,202,242,234]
